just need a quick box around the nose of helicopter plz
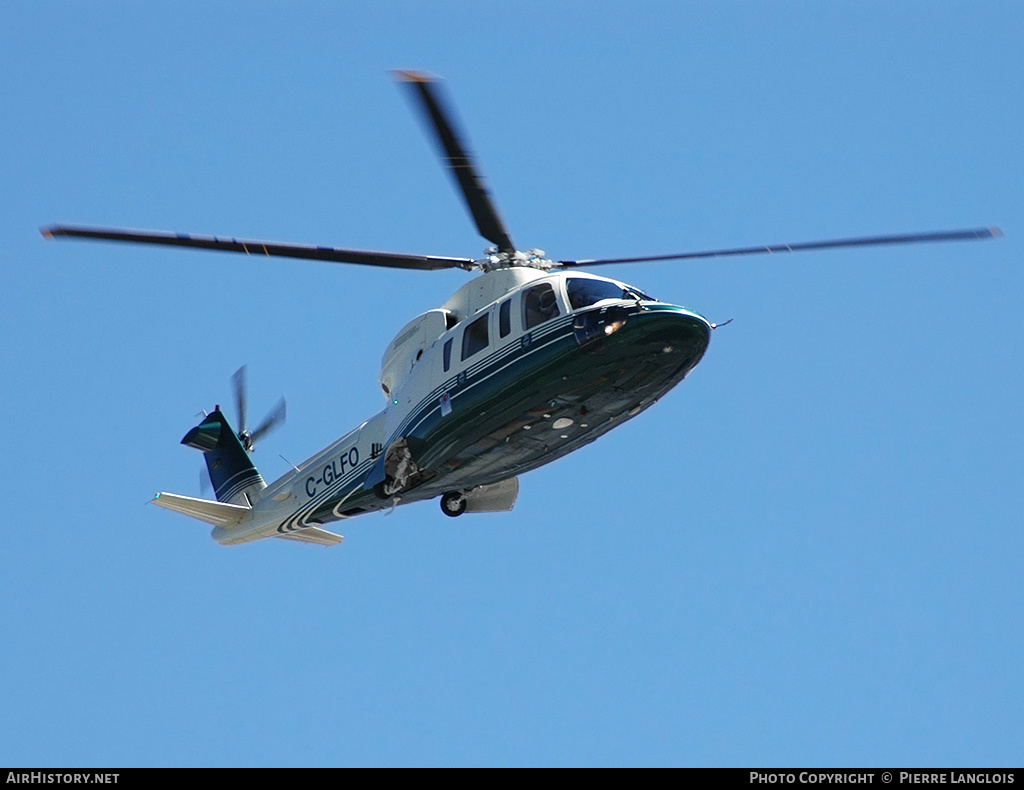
[641,306,711,366]
[623,304,711,358]
[573,302,711,372]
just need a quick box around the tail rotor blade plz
[229,366,284,453]
[249,397,286,450]
[232,365,248,436]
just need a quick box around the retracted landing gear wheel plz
[440,491,467,517]
[373,476,395,500]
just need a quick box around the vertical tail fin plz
[181,409,266,505]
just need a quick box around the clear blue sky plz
[2,1,1021,767]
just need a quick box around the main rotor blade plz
[394,70,516,254]
[41,225,475,271]
[562,227,1002,267]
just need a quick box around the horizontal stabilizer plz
[276,527,344,546]
[151,492,250,527]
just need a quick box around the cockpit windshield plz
[625,285,655,302]
[566,277,654,310]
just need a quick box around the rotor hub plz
[475,248,558,272]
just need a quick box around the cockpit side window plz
[443,338,453,372]
[461,313,489,361]
[522,283,560,330]
[499,299,511,338]
[566,277,630,310]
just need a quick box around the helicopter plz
[42,70,999,547]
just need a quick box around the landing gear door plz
[464,476,519,513]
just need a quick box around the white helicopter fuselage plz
[155,267,711,545]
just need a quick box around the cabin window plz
[522,283,560,330]
[566,277,629,310]
[461,314,489,361]
[443,338,453,372]
[499,299,511,338]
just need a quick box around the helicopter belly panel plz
[397,304,711,498]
